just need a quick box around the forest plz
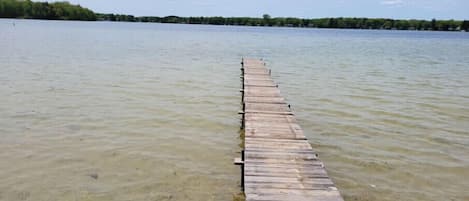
[1,0,468,31]
[0,0,96,21]
[97,14,469,32]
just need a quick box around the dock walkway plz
[237,58,344,201]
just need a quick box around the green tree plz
[262,14,271,26]
[462,20,469,31]
[431,18,437,30]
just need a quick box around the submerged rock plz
[88,173,99,180]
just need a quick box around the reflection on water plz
[1,19,469,201]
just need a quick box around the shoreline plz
[1,17,468,33]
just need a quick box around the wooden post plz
[241,103,245,129]
[241,150,245,191]
[233,154,245,191]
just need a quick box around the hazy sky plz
[51,0,468,20]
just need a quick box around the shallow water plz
[1,19,468,201]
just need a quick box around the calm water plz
[1,19,468,201]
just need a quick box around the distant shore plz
[95,14,469,32]
[1,0,468,32]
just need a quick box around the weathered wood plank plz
[245,137,311,144]
[245,135,307,140]
[244,68,271,74]
[244,103,290,113]
[245,188,341,196]
[246,190,342,201]
[244,79,277,86]
[244,88,281,95]
[244,183,335,191]
[245,122,301,130]
[244,165,327,173]
[245,171,328,179]
[244,97,286,104]
[245,151,318,160]
[245,176,334,185]
[245,146,315,153]
[244,73,273,78]
[244,85,280,90]
[243,111,294,115]
[244,113,297,123]
[245,127,305,139]
[244,130,304,138]
[244,158,320,167]
[244,133,306,140]
[244,138,310,145]
[244,162,325,169]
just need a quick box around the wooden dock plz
[236,58,344,201]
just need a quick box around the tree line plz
[1,0,468,31]
[0,0,96,21]
[97,14,469,32]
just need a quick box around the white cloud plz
[381,0,404,5]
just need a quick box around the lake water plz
[1,19,468,201]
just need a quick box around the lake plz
[0,19,468,201]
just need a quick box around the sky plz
[50,0,469,20]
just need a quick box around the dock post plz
[241,150,244,191]
[241,102,245,129]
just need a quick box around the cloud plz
[381,0,404,6]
